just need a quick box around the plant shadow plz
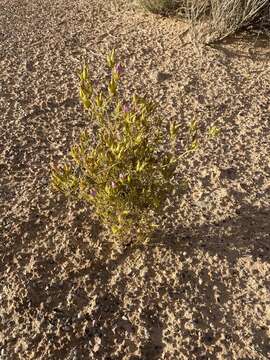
[27,199,269,359]
[93,205,266,357]
[207,21,270,60]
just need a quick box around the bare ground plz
[0,0,269,359]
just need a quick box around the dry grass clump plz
[207,0,270,41]
[134,0,270,42]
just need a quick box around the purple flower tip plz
[122,104,130,113]
[115,63,124,75]
[90,189,97,197]
[111,181,117,189]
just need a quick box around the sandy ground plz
[0,0,270,359]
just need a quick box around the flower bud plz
[122,104,130,113]
[115,63,124,75]
[90,189,97,197]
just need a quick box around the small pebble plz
[24,60,34,72]
[77,312,82,320]
[93,337,101,353]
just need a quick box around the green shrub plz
[51,50,185,244]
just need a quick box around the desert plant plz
[51,50,190,244]
[136,0,182,14]
[206,0,269,42]
[133,0,269,42]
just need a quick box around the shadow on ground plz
[28,201,269,359]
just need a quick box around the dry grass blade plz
[208,0,270,42]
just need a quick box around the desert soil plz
[0,0,270,359]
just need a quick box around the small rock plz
[77,312,83,320]
[150,71,171,83]
[220,167,238,180]
[93,336,101,352]
[25,60,34,72]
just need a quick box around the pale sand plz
[0,0,269,359]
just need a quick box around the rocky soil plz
[0,0,269,359]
